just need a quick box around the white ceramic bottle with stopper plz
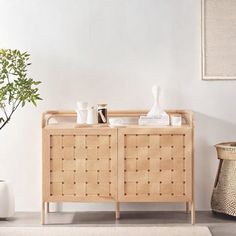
[138,85,169,126]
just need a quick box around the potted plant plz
[0,49,42,218]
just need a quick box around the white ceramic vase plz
[0,180,15,218]
[76,110,87,124]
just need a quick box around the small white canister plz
[171,115,182,126]
[86,107,97,125]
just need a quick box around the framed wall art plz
[202,0,236,80]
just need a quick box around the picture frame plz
[201,0,236,80]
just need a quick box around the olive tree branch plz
[0,49,42,131]
[0,100,21,130]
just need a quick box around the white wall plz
[1,0,235,212]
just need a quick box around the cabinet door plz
[43,128,117,202]
[118,128,193,202]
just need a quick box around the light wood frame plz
[201,0,236,80]
[42,110,195,224]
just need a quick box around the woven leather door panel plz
[43,128,117,202]
[118,128,192,202]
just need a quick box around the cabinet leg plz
[191,201,195,224]
[45,202,49,213]
[186,202,189,213]
[115,202,120,220]
[41,201,45,225]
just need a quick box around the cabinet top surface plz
[42,110,194,130]
[44,123,192,130]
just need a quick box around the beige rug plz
[0,226,211,236]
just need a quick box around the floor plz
[0,211,236,236]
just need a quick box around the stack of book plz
[138,113,170,126]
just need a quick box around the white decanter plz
[139,85,169,126]
[147,85,163,118]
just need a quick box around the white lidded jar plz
[86,107,98,125]
[0,180,15,218]
[170,115,182,126]
[97,104,107,124]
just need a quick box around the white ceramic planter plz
[0,180,15,218]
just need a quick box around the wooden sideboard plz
[42,110,194,224]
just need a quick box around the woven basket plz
[211,142,236,216]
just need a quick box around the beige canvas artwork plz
[202,0,236,80]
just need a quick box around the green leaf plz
[0,48,42,130]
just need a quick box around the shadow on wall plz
[195,111,236,210]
